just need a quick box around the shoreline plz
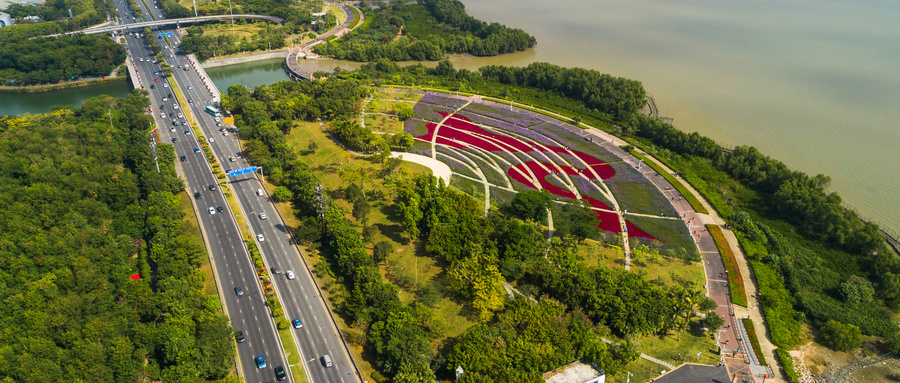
[0,76,127,93]
[200,49,289,69]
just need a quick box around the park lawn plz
[203,24,263,38]
[587,242,704,289]
[576,239,624,269]
[326,4,347,24]
[363,113,405,135]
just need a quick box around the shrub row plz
[707,224,747,307]
[742,318,767,366]
[775,348,799,382]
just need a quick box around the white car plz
[257,234,264,242]
[285,270,295,280]
[223,131,229,136]
[163,83,168,88]
[214,117,220,122]
[174,105,179,110]
[208,137,214,143]
[160,112,165,118]
[256,189,264,196]
[177,113,183,118]
[259,212,267,220]
[208,207,216,215]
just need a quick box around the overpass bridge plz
[54,14,284,36]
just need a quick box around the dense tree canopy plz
[0,92,233,382]
[0,34,126,85]
[314,0,535,61]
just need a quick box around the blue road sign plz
[167,32,173,36]
[159,32,165,37]
[228,166,258,177]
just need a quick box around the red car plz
[154,78,159,82]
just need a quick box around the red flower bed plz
[706,224,748,307]
[417,113,654,239]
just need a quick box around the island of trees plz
[314,0,536,61]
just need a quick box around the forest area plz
[0,92,236,382]
[0,34,125,85]
[313,0,535,61]
[0,0,112,38]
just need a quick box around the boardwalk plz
[284,1,363,80]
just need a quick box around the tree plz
[397,133,415,151]
[353,196,371,225]
[508,190,551,222]
[698,296,718,312]
[704,313,725,332]
[362,225,380,246]
[273,186,293,202]
[446,245,506,321]
[820,320,861,351]
[307,139,318,154]
[555,200,597,242]
[374,240,394,265]
[840,275,874,304]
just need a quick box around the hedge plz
[742,318,767,366]
[707,224,748,307]
[775,348,799,382]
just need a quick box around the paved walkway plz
[389,152,451,186]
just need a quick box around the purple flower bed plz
[413,102,455,123]
[436,151,480,180]
[420,92,469,109]
[462,101,543,128]
[605,162,679,216]
[405,118,430,137]
[452,112,525,135]
[571,175,613,206]
[410,141,432,157]
[456,148,508,187]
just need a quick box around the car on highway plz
[286,270,295,280]
[173,104,178,110]
[177,113,183,118]
[259,212,267,220]
[170,126,175,132]
[292,318,303,329]
[139,57,144,62]
[208,207,215,215]
[322,355,332,368]
[235,330,245,343]
[154,78,158,82]
[194,191,201,199]
[255,355,266,369]
[217,206,224,213]
[270,267,281,275]
[160,112,165,118]
[187,85,192,90]
[188,98,193,103]
[184,129,190,135]
[234,286,244,296]
[208,184,217,191]
[223,131,229,136]
[163,83,168,88]
[194,147,200,153]
[256,234,264,242]
[171,137,177,143]
[208,137,214,143]
[179,155,186,162]
[150,84,155,89]
[274,366,286,381]
[257,189,264,196]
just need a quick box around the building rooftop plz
[654,364,732,383]
[543,361,605,383]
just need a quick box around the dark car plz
[235,330,244,343]
[271,267,282,275]
[234,286,244,296]
[193,192,201,199]
[150,84,155,89]
[179,155,186,162]
[171,137,177,143]
[208,184,217,191]
[274,366,286,381]
[169,112,174,117]
[216,206,224,213]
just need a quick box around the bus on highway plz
[205,106,221,116]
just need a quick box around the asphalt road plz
[114,2,359,382]
[114,2,292,382]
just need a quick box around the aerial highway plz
[113,1,292,382]
[115,0,360,381]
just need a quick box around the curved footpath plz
[399,88,785,383]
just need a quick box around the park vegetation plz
[221,78,728,381]
[0,34,125,85]
[0,91,235,382]
[314,0,535,61]
[0,0,112,38]
[335,58,900,355]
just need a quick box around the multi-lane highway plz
[114,1,359,382]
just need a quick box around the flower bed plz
[404,118,430,137]
[461,101,543,127]
[606,163,678,216]
[413,102,455,123]
[419,92,469,109]
[629,150,709,214]
[707,224,748,307]
[742,318,768,366]
[436,151,479,180]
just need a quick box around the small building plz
[0,12,13,28]
[543,361,606,383]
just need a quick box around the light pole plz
[626,371,632,383]
[697,351,702,362]
[228,0,235,34]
